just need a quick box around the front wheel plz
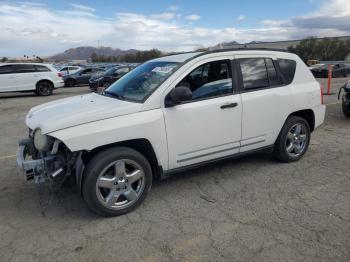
[342,102,350,117]
[274,116,311,162]
[82,147,152,216]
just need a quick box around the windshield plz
[104,61,179,102]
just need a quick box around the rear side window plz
[239,58,283,90]
[35,65,50,72]
[239,58,269,90]
[278,59,296,85]
[13,64,36,73]
[0,65,14,74]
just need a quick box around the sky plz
[0,0,350,57]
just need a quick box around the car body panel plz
[26,93,142,134]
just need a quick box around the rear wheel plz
[82,147,152,216]
[36,81,54,96]
[274,116,311,162]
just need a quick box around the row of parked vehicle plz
[0,62,137,96]
[309,63,350,78]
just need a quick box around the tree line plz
[288,37,350,62]
[90,49,163,63]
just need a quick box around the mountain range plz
[49,46,138,61]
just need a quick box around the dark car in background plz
[63,67,105,87]
[311,64,350,78]
[89,66,134,91]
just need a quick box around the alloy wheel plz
[95,159,145,210]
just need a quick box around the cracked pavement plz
[0,81,349,262]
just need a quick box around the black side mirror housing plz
[165,87,192,107]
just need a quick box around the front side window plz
[0,65,14,74]
[105,61,179,102]
[176,60,233,101]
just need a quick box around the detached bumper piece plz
[16,139,63,183]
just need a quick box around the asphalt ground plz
[0,78,349,262]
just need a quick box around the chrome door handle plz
[220,102,238,109]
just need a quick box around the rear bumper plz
[53,80,64,89]
[313,104,326,129]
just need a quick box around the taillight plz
[320,84,324,104]
[57,72,63,78]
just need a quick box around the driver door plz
[162,57,242,169]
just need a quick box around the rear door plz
[236,55,294,152]
[12,64,37,91]
[0,65,17,92]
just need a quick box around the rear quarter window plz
[35,65,51,72]
[278,59,296,85]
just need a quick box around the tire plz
[36,81,54,96]
[274,116,311,162]
[65,79,76,87]
[342,102,350,117]
[82,147,152,216]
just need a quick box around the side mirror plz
[165,87,192,107]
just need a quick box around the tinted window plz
[0,65,14,74]
[239,58,269,89]
[278,59,296,85]
[265,59,282,86]
[115,67,129,75]
[81,68,92,74]
[176,60,233,101]
[35,65,50,72]
[13,64,36,73]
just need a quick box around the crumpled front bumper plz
[16,139,62,183]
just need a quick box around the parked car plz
[311,63,350,78]
[89,66,135,91]
[63,67,105,87]
[338,80,350,117]
[17,49,325,216]
[59,66,82,76]
[0,63,63,96]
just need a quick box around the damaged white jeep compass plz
[17,49,325,216]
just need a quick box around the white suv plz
[0,63,64,96]
[16,49,325,216]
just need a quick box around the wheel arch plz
[36,79,54,89]
[80,138,162,182]
[288,109,315,132]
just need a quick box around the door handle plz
[220,102,238,109]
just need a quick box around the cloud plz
[1,0,350,57]
[69,3,96,12]
[168,5,179,11]
[150,12,176,21]
[237,15,246,21]
[186,14,201,21]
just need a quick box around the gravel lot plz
[0,78,349,262]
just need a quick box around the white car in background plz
[0,63,63,96]
[59,66,82,76]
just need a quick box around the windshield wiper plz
[103,90,125,100]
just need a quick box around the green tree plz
[1,57,8,62]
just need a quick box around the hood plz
[26,93,142,134]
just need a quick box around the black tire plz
[342,102,350,117]
[82,147,152,216]
[36,81,54,96]
[274,116,311,162]
[65,79,76,87]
